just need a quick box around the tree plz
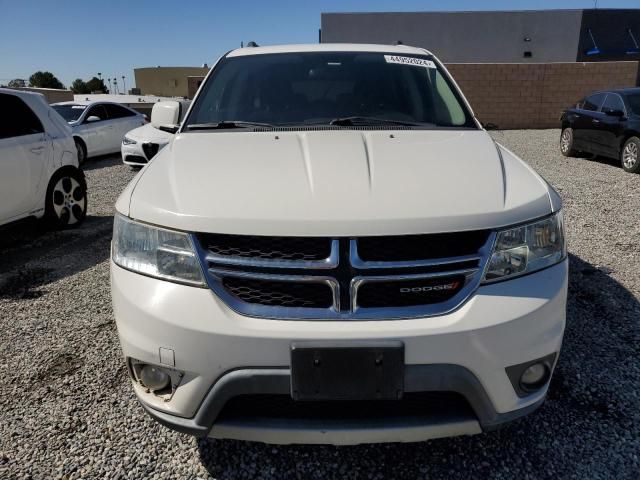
[7,78,26,88]
[71,78,90,94]
[85,76,108,93]
[29,71,65,89]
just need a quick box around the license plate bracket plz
[290,341,404,401]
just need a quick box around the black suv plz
[560,87,640,173]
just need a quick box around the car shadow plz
[195,253,640,479]
[82,154,123,171]
[587,155,623,170]
[0,215,113,299]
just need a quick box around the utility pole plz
[122,75,126,94]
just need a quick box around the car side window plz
[0,93,44,140]
[104,104,136,119]
[601,94,625,114]
[85,105,108,122]
[582,93,606,112]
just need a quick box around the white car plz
[52,101,146,164]
[0,88,87,228]
[121,100,190,167]
[111,44,567,445]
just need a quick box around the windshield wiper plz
[186,120,275,130]
[328,116,430,127]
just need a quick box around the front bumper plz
[121,142,147,166]
[111,259,567,444]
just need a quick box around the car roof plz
[226,43,433,58]
[0,87,47,100]
[609,87,640,96]
[52,100,137,108]
[586,87,640,97]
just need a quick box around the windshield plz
[185,52,476,129]
[52,104,86,122]
[626,93,640,115]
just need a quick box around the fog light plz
[520,363,549,391]
[505,353,557,397]
[140,365,170,391]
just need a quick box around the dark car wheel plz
[621,137,640,173]
[75,138,87,166]
[44,169,87,229]
[560,128,577,157]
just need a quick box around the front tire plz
[621,137,640,173]
[74,138,87,166]
[44,169,87,229]
[560,128,577,157]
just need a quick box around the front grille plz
[198,233,332,262]
[356,275,466,308]
[142,142,160,160]
[217,392,473,422]
[223,277,333,309]
[357,231,490,262]
[195,230,494,320]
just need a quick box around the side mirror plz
[604,108,625,118]
[151,101,181,133]
[85,115,101,123]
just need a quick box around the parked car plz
[560,87,640,173]
[52,101,146,164]
[0,88,87,228]
[111,44,567,445]
[121,100,190,167]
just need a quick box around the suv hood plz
[122,130,555,236]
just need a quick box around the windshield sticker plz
[384,55,436,69]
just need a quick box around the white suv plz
[111,44,567,445]
[0,88,87,228]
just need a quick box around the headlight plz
[122,136,137,145]
[112,214,205,286]
[482,211,566,283]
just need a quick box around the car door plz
[0,93,50,223]
[77,104,109,156]
[572,92,606,153]
[104,104,144,153]
[598,93,627,159]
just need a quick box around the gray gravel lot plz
[1,130,639,479]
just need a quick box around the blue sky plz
[1,0,638,88]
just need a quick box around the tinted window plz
[626,94,640,115]
[0,93,44,139]
[85,105,108,121]
[583,93,606,111]
[601,94,625,113]
[52,104,86,122]
[186,52,476,128]
[104,104,136,119]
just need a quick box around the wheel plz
[44,169,87,229]
[74,138,87,165]
[560,128,577,157]
[621,137,640,173]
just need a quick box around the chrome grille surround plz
[193,232,496,320]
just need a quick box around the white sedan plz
[121,123,174,167]
[121,100,190,167]
[52,101,146,164]
[0,88,87,228]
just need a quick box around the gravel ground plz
[1,130,639,479]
